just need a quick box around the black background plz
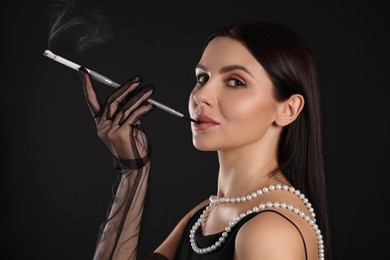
[2,0,388,259]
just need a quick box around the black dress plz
[174,206,308,260]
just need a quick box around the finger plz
[79,67,102,118]
[112,86,153,126]
[103,75,143,120]
[111,107,125,126]
[121,103,154,128]
[120,85,154,124]
[105,80,141,120]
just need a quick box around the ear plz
[274,94,305,127]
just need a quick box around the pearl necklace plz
[189,184,325,260]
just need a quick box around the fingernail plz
[131,74,142,83]
[79,66,88,73]
[78,67,88,86]
[144,84,155,92]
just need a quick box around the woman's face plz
[189,36,280,151]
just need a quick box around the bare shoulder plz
[186,199,210,219]
[154,199,209,259]
[235,210,306,260]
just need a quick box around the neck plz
[216,133,284,198]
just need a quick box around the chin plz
[192,139,218,151]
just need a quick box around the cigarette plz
[43,49,198,123]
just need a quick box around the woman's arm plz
[94,163,151,259]
[79,68,154,260]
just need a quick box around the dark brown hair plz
[206,18,331,259]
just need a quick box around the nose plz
[191,82,217,107]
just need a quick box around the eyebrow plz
[196,64,254,78]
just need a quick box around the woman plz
[79,18,330,260]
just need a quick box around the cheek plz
[220,93,273,122]
[220,94,276,140]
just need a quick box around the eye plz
[196,74,209,84]
[226,77,246,88]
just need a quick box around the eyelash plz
[196,74,247,88]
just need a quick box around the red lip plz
[193,114,220,130]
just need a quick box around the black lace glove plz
[79,67,154,260]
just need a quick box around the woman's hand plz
[79,67,154,168]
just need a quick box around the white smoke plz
[46,0,111,52]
